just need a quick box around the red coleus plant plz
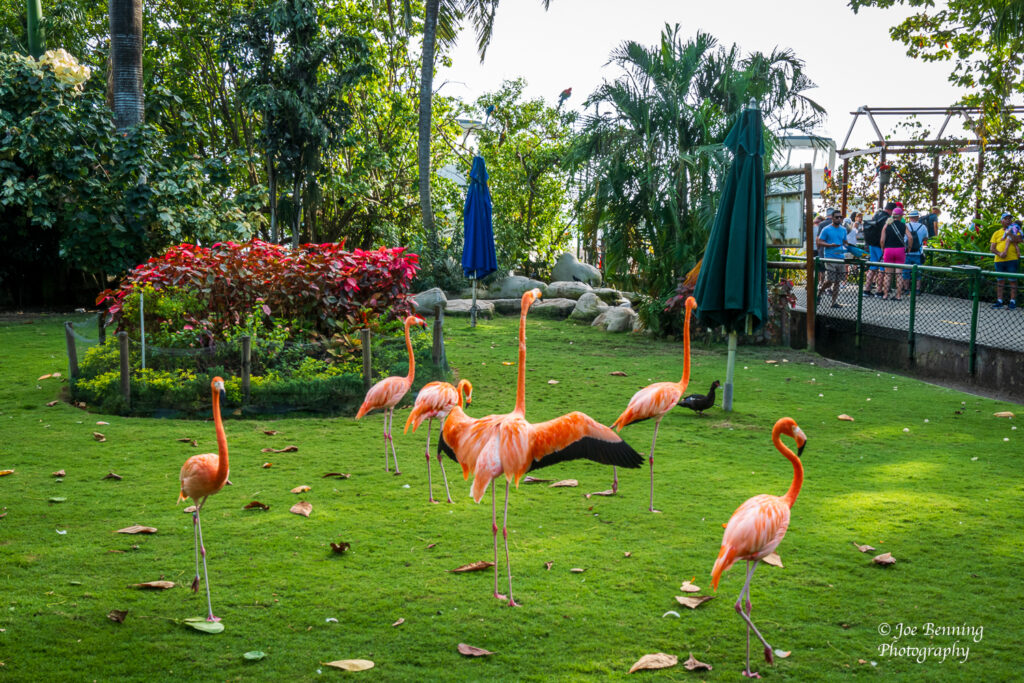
[97,240,419,336]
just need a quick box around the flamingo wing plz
[179,453,224,502]
[612,383,683,430]
[356,376,410,418]
[711,494,791,588]
[405,381,457,433]
[525,412,643,475]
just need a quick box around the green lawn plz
[1,312,1020,680]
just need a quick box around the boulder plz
[444,299,494,319]
[529,298,576,319]
[491,298,523,315]
[568,292,609,323]
[456,283,489,300]
[592,307,637,333]
[492,275,547,299]
[592,287,621,305]
[619,290,640,304]
[551,252,602,286]
[413,288,447,315]
[545,281,592,300]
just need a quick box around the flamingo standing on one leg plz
[610,295,697,510]
[710,417,808,679]
[439,289,643,606]
[404,379,473,503]
[356,315,427,475]
[178,376,230,622]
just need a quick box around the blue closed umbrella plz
[462,156,497,326]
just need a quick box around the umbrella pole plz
[723,330,737,412]
[471,277,478,328]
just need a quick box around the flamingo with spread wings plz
[439,289,643,605]
[355,315,426,474]
[404,379,472,503]
[711,417,807,679]
[611,295,696,511]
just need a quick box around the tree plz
[109,0,144,129]
[26,0,43,58]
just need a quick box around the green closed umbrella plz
[693,102,767,412]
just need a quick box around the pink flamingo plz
[440,289,643,605]
[355,315,426,474]
[711,417,807,678]
[404,379,473,503]
[178,376,229,622]
[610,295,696,510]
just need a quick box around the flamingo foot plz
[764,646,774,665]
[649,507,662,514]
[507,598,520,607]
[742,670,762,679]
[446,497,454,504]
[493,591,507,601]
[206,614,221,623]
[393,470,402,476]
[429,498,438,504]
[191,576,200,593]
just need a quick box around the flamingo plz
[439,289,643,606]
[404,379,473,503]
[355,315,427,474]
[710,417,808,679]
[610,295,697,511]
[178,376,230,622]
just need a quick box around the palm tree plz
[109,0,144,130]
[26,0,44,59]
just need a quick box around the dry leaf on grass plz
[679,579,700,593]
[132,581,174,590]
[837,414,855,422]
[324,660,374,671]
[873,552,896,566]
[628,653,677,673]
[243,501,269,511]
[93,432,106,442]
[683,654,712,671]
[675,595,714,609]
[52,470,65,477]
[392,618,404,627]
[457,643,494,657]
[586,490,615,498]
[994,411,1014,418]
[330,542,351,554]
[623,551,632,558]
[117,525,157,534]
[852,542,875,553]
[426,543,437,549]
[570,568,585,573]
[774,649,791,659]
[261,446,298,453]
[522,476,551,484]
[547,379,559,385]
[451,561,494,573]
[610,371,627,376]
[544,562,553,570]
[765,360,778,364]
[261,462,272,469]
[103,472,122,480]
[183,505,197,513]
[290,501,312,517]
[38,373,53,380]
[501,361,514,366]
[322,472,351,479]
[549,479,578,488]
[290,485,311,494]
[0,470,13,477]
[263,430,279,435]
[107,609,127,623]
[762,552,783,568]
[46,400,59,407]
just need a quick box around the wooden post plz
[361,328,372,392]
[878,148,887,209]
[803,163,816,352]
[64,321,79,379]
[931,155,940,208]
[841,157,849,217]
[97,312,106,345]
[241,335,251,401]
[432,305,447,369]
[118,331,130,410]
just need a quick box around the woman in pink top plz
[880,207,909,300]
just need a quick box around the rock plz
[619,291,640,304]
[592,307,637,333]
[445,299,494,318]
[592,287,621,305]
[568,292,609,323]
[457,284,489,299]
[529,298,576,319]
[493,275,547,299]
[545,281,592,300]
[413,288,447,315]
[491,298,523,315]
[551,252,602,286]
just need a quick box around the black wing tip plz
[529,435,643,472]
[437,431,458,464]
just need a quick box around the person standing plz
[901,209,929,296]
[991,211,1021,309]
[879,207,908,300]
[862,202,897,297]
[843,217,859,281]
[817,210,849,308]
[921,206,941,238]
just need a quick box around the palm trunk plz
[291,174,302,249]
[267,153,278,243]
[418,0,439,257]
[26,0,44,59]
[109,0,144,130]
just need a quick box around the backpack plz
[921,213,938,237]
[863,210,887,247]
[907,224,924,253]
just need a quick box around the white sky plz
[438,0,972,150]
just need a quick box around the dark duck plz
[678,380,720,416]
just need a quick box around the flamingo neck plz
[212,389,229,487]
[774,423,803,508]
[404,318,415,385]
[457,380,469,408]
[515,306,527,415]
[677,302,693,389]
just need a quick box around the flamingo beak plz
[794,427,807,456]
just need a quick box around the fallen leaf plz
[765,360,778,364]
[48,497,66,503]
[325,659,374,671]
[392,618,405,627]
[0,470,13,477]
[243,651,266,661]
[0,513,6,519]
[522,476,551,484]
[117,525,157,534]
[132,581,175,590]
[873,552,896,566]
[102,471,122,480]
[451,561,494,573]
[852,542,875,553]
[183,616,224,634]
[290,485,311,494]
[624,551,632,558]
[547,379,559,385]
[263,430,279,435]
[38,373,53,380]
[586,490,615,497]
[858,659,867,664]
[457,643,494,657]
[261,462,272,469]
[774,649,791,659]
[994,411,1014,418]
[52,469,65,477]
[662,610,680,618]
[570,568,585,573]
[426,543,437,549]
[261,445,298,453]
[502,361,514,366]
[46,400,59,407]
[679,580,700,593]
[95,421,108,425]
[93,432,106,442]
[107,609,127,623]
[629,653,677,673]
[322,472,351,479]
[837,414,855,422]
[549,479,578,488]
[683,654,712,671]
[610,371,627,376]
[544,562,553,570]
[53,372,62,378]
[243,501,270,511]
[176,437,198,447]
[290,501,312,517]
[762,552,783,568]
[330,542,351,554]
[75,401,86,409]
[183,505,197,513]
[675,595,714,609]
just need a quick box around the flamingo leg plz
[437,447,454,504]
[194,505,219,622]
[735,560,772,677]
[744,561,752,673]
[388,408,401,475]
[190,506,201,593]
[491,483,506,601]
[424,419,436,503]
[648,419,662,513]
[612,465,618,495]
[382,411,390,473]
[503,480,519,607]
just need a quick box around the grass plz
[1,312,1021,681]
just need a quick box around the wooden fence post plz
[241,335,251,402]
[432,305,448,370]
[97,312,106,345]
[64,321,79,379]
[118,331,131,410]
[361,328,372,392]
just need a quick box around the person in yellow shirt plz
[990,211,1021,309]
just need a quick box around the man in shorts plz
[862,202,897,297]
[902,209,929,295]
[991,211,1021,309]
[817,209,849,308]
